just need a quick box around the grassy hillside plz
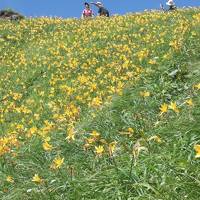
[0,8,200,199]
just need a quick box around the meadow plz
[0,8,200,199]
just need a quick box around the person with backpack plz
[160,0,176,11]
[90,2,109,17]
[82,2,94,19]
[166,0,176,10]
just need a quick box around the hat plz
[96,2,103,6]
[166,0,174,6]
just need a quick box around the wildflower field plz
[0,8,200,199]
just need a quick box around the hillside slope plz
[0,9,200,199]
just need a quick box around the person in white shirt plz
[160,0,176,11]
[166,0,176,10]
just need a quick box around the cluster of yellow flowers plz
[0,11,192,155]
[193,13,200,23]
[83,130,117,157]
[0,136,19,156]
[159,96,196,115]
[0,10,199,190]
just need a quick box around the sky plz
[0,0,199,18]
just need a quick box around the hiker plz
[166,0,176,10]
[82,2,94,19]
[90,2,109,17]
[160,0,176,11]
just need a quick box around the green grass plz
[0,8,200,199]
[76,55,200,200]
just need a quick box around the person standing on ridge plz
[82,2,94,19]
[160,0,176,11]
[166,0,176,10]
[90,2,110,17]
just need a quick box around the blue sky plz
[0,0,199,18]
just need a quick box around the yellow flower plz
[32,174,43,184]
[148,135,162,143]
[169,40,181,51]
[27,126,38,137]
[34,113,40,120]
[42,141,53,151]
[136,49,149,62]
[194,83,200,90]
[86,137,96,144]
[169,102,180,113]
[95,145,104,156]
[90,97,102,107]
[159,103,168,115]
[44,136,51,142]
[140,91,150,97]
[120,128,134,137]
[108,141,117,156]
[185,99,194,107]
[127,128,134,134]
[12,93,22,101]
[194,145,200,158]
[6,176,14,183]
[148,59,156,65]
[66,126,75,142]
[90,131,100,138]
[51,156,64,169]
